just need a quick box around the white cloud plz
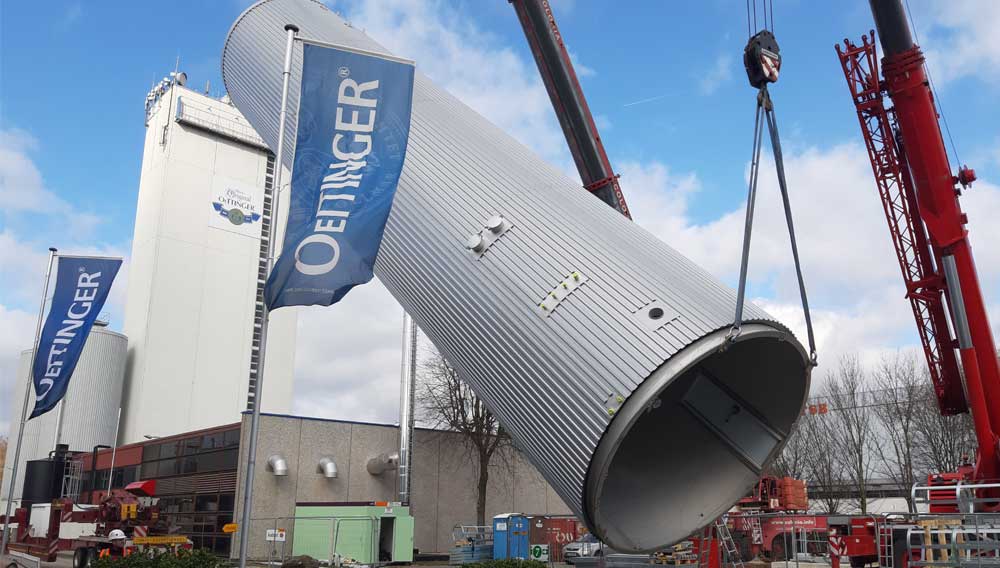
[0,128,102,235]
[0,130,130,438]
[281,0,1000,426]
[291,280,404,423]
[619,143,1000,388]
[918,0,1000,85]
[336,0,570,164]
[0,305,36,435]
[699,53,733,95]
[0,129,59,213]
[568,49,595,78]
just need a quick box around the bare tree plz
[799,414,844,514]
[419,347,510,526]
[824,355,877,513]
[870,352,923,512]
[912,379,977,477]
[770,422,810,480]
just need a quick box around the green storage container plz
[292,503,413,564]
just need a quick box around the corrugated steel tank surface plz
[222,0,811,551]
[2,326,126,502]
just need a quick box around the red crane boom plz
[835,33,965,416]
[510,0,631,219]
[837,0,1000,486]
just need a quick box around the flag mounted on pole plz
[30,255,122,419]
[265,42,415,310]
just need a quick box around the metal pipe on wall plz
[317,457,338,478]
[366,452,399,476]
[398,313,418,504]
[222,0,811,551]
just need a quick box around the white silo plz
[1,324,127,507]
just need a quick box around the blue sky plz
[3,1,998,241]
[2,0,1000,429]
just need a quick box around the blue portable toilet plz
[493,513,530,559]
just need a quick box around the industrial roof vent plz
[222,0,811,552]
[366,453,398,476]
[266,454,288,476]
[317,457,338,479]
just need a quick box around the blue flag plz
[30,256,122,419]
[265,43,415,309]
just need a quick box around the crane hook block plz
[744,30,781,88]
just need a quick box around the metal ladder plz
[749,515,763,545]
[877,524,894,568]
[60,458,83,500]
[700,519,746,568]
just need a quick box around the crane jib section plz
[835,33,966,416]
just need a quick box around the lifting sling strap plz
[731,30,818,366]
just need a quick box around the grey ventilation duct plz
[398,314,418,503]
[266,454,288,476]
[317,456,338,479]
[222,0,811,552]
[366,452,399,476]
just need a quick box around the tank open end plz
[587,323,811,552]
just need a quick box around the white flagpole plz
[106,407,122,494]
[52,401,65,448]
[1,247,57,558]
[238,23,298,568]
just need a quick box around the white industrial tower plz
[120,75,297,443]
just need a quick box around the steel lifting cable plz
[729,86,818,366]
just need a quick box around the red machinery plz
[1,480,186,566]
[727,477,828,561]
[838,0,999,496]
[830,0,998,564]
[738,476,809,512]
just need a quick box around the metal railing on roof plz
[174,96,270,151]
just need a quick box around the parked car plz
[563,533,609,563]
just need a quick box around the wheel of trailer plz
[734,532,752,560]
[849,555,878,568]
[771,534,790,561]
[73,547,91,568]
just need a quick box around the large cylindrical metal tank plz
[21,445,70,506]
[222,0,811,551]
[21,460,58,504]
[1,325,126,505]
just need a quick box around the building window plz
[135,427,239,556]
[156,489,235,556]
[138,428,240,481]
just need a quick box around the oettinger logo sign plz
[209,174,264,238]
